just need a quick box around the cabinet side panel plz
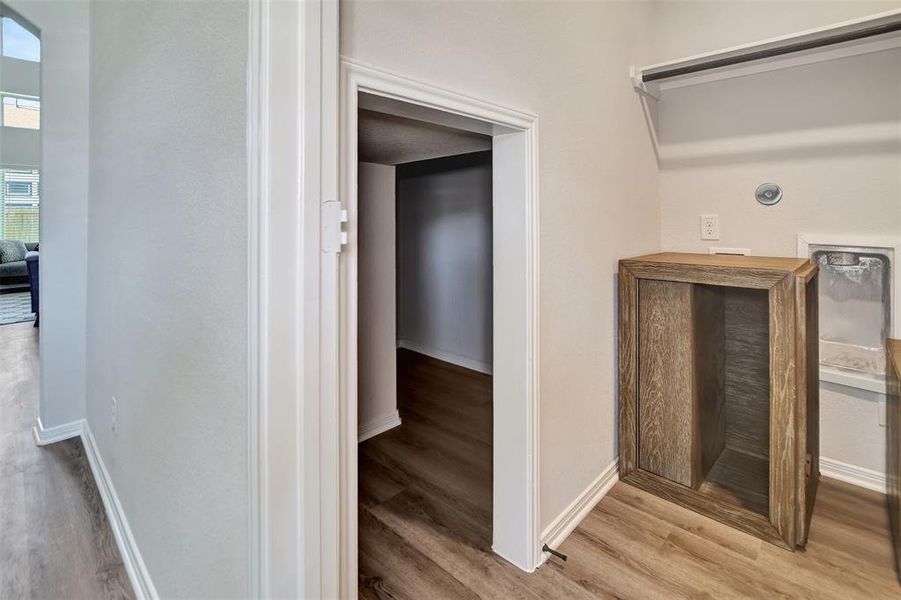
[888,340,901,577]
[639,279,694,487]
[770,274,798,549]
[619,265,638,475]
[801,275,820,544]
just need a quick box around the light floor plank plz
[360,349,901,599]
[0,322,133,599]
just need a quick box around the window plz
[0,10,40,241]
[2,95,39,129]
[6,180,31,196]
[1,16,40,62]
[0,169,39,242]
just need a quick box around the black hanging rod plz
[642,19,901,83]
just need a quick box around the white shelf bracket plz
[629,66,660,101]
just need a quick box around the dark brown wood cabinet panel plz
[619,252,818,550]
[768,273,798,548]
[618,263,638,476]
[694,284,727,488]
[797,271,820,545]
[637,281,726,489]
[638,279,695,486]
[888,339,901,579]
[723,288,770,459]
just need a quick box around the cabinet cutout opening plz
[638,281,770,518]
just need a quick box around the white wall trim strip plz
[540,459,619,558]
[32,417,84,446]
[341,60,541,588]
[397,339,493,375]
[820,456,886,493]
[80,423,159,600]
[358,410,402,443]
[246,0,269,596]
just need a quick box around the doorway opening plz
[356,107,494,594]
[336,62,539,596]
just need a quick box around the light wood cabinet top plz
[620,252,816,289]
[623,252,812,273]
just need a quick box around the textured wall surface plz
[654,0,901,476]
[9,0,90,428]
[397,153,494,373]
[358,162,398,428]
[86,1,249,596]
[342,0,660,528]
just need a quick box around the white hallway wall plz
[342,0,660,528]
[358,161,398,433]
[86,1,249,597]
[9,0,89,429]
[396,153,494,374]
[358,154,494,433]
[653,0,901,478]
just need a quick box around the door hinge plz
[321,200,348,254]
[805,453,812,477]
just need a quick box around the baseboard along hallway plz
[0,322,133,599]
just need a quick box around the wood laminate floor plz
[359,349,900,599]
[0,322,133,599]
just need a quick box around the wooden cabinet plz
[888,339,901,578]
[618,253,819,550]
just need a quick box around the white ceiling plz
[358,109,491,165]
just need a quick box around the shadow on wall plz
[654,49,901,169]
[396,151,493,373]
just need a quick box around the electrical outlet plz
[111,395,118,436]
[700,214,720,240]
[879,401,886,427]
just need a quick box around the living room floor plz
[0,291,35,326]
[0,322,132,598]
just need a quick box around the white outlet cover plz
[700,214,720,241]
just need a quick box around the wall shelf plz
[631,8,901,99]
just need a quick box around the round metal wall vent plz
[756,183,782,206]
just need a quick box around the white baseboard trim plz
[80,423,159,599]
[397,339,492,375]
[32,419,157,597]
[820,456,886,493]
[358,410,402,443]
[540,459,619,560]
[32,417,85,446]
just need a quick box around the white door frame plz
[249,0,341,597]
[338,60,541,596]
[251,5,539,594]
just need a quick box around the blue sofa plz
[25,250,39,326]
[0,242,39,288]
